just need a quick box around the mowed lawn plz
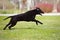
[0,16,60,40]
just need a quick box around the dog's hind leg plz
[3,22,11,30]
[3,18,13,30]
[8,21,17,30]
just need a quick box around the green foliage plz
[0,10,21,14]
[0,10,13,14]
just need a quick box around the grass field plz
[0,16,60,40]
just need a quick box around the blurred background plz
[0,0,60,14]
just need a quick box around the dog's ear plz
[36,7,44,13]
[36,7,40,9]
[36,7,40,11]
[37,8,40,11]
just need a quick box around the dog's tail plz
[3,16,12,20]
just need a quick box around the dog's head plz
[36,7,44,16]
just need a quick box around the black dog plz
[3,8,44,30]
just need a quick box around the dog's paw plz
[3,28,6,30]
[41,23,43,24]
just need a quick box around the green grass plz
[0,16,60,40]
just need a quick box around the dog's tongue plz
[35,3,53,13]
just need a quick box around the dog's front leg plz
[33,19,43,25]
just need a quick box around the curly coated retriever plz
[3,8,44,30]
